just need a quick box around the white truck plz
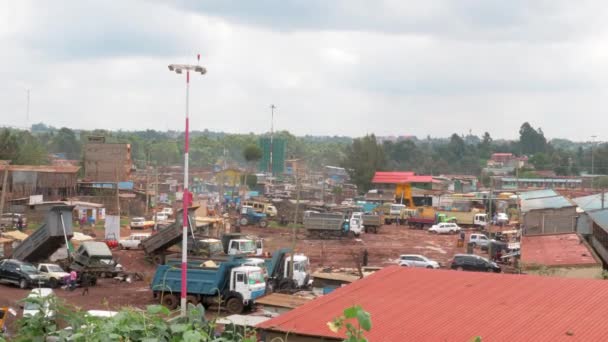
[37,263,69,289]
[119,233,151,250]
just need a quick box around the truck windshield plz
[46,265,64,272]
[247,271,264,285]
[21,264,38,274]
[239,241,255,253]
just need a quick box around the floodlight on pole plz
[167,57,207,317]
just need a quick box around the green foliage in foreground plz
[2,296,256,342]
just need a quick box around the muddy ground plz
[0,224,501,334]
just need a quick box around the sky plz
[1,0,607,141]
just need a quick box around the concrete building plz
[520,233,602,279]
[493,176,583,191]
[520,190,577,235]
[83,142,132,182]
[257,266,608,341]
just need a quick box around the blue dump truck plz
[150,259,266,314]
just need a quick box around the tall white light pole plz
[168,55,206,317]
[592,135,598,189]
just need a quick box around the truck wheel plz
[19,278,29,289]
[278,279,295,291]
[49,278,59,289]
[162,293,179,310]
[239,218,248,226]
[226,297,244,314]
[186,295,199,306]
[259,220,268,228]
[152,254,165,265]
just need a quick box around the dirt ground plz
[0,223,508,334]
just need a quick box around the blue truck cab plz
[150,260,266,314]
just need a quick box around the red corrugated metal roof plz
[257,266,608,341]
[521,233,600,267]
[371,172,433,184]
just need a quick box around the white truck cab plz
[474,213,487,227]
[119,233,151,250]
[286,254,311,288]
[227,239,257,256]
[229,266,266,304]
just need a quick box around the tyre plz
[161,293,179,310]
[226,297,244,314]
[239,217,248,226]
[278,279,294,291]
[49,278,59,289]
[259,220,268,228]
[19,278,29,289]
[152,254,165,265]
[186,295,199,306]
[426,265,433,269]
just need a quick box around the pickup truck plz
[119,233,151,250]
[37,263,69,288]
[130,217,155,230]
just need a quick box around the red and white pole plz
[180,69,190,316]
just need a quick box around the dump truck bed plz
[151,261,239,296]
[141,207,197,256]
[303,213,345,231]
[11,206,74,262]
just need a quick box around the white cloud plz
[1,1,608,140]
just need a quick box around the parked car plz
[469,233,491,248]
[37,263,69,289]
[129,217,154,229]
[154,213,169,222]
[450,254,501,273]
[22,288,55,319]
[0,213,27,228]
[0,259,49,289]
[398,254,440,269]
[496,213,509,226]
[428,222,461,234]
[119,233,151,250]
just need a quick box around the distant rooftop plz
[371,171,434,184]
[572,192,608,212]
[521,233,600,268]
[0,165,80,173]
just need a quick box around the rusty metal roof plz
[0,165,80,173]
[521,233,600,268]
[257,266,608,341]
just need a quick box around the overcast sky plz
[1,1,607,141]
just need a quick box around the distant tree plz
[448,133,466,159]
[49,127,81,159]
[0,129,19,161]
[529,153,551,170]
[478,132,493,159]
[519,122,547,155]
[243,145,263,164]
[342,134,386,192]
[15,131,47,165]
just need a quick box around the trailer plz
[150,259,266,314]
[11,206,74,262]
[304,212,354,239]
[361,214,383,234]
[436,211,487,228]
[141,207,197,264]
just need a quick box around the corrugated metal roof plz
[257,266,608,341]
[521,195,573,212]
[0,165,80,173]
[371,172,433,184]
[255,293,311,309]
[519,189,559,200]
[589,209,608,231]
[572,193,608,212]
[521,233,600,267]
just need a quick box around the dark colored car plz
[450,254,501,273]
[0,259,49,289]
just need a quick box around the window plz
[40,266,47,273]
[236,273,245,283]
[230,241,239,251]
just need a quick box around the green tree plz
[478,132,493,159]
[15,131,47,164]
[0,129,19,161]
[49,127,81,159]
[519,122,547,155]
[342,134,386,192]
[242,145,263,190]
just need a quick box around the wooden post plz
[0,161,10,217]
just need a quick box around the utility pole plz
[290,169,301,281]
[26,89,30,130]
[0,161,10,217]
[591,135,597,190]
[168,55,207,317]
[269,104,275,175]
[145,152,150,216]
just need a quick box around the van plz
[469,234,490,248]
[243,201,278,217]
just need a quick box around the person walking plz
[69,270,78,291]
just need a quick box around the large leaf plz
[356,310,372,332]
[344,306,359,319]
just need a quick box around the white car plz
[154,213,169,222]
[496,213,509,225]
[428,222,461,234]
[37,263,69,289]
[23,288,55,319]
[469,233,491,248]
[119,233,151,250]
[398,254,440,269]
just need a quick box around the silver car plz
[398,254,440,269]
